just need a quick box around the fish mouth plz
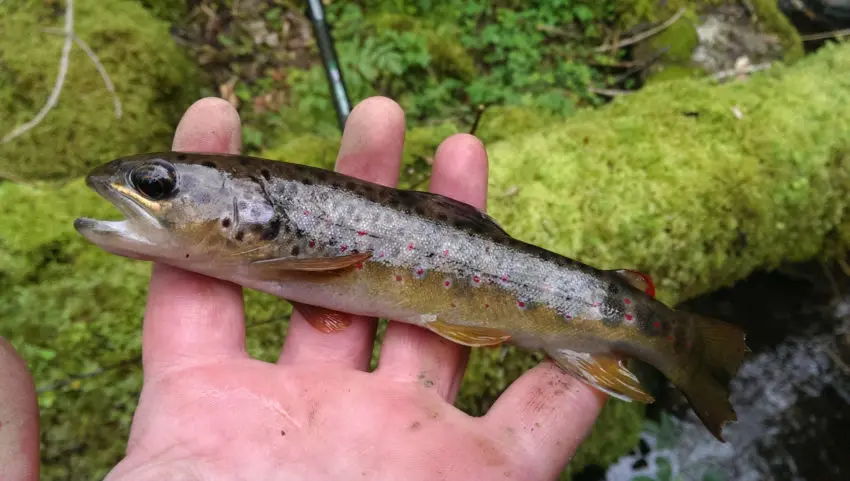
[74,176,164,260]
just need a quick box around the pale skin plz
[0,96,606,481]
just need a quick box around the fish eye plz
[129,160,178,200]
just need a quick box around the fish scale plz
[74,151,750,442]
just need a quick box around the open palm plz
[0,97,605,481]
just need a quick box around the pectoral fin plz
[292,302,353,333]
[549,348,655,403]
[425,319,512,347]
[249,252,371,278]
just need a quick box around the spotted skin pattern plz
[76,151,750,442]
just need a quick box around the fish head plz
[74,152,278,265]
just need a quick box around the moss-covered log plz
[0,0,203,181]
[3,42,850,481]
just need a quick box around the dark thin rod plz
[306,0,351,132]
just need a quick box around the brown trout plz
[74,152,749,441]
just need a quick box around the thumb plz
[0,337,40,481]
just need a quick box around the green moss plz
[485,42,850,306]
[749,0,805,61]
[0,0,204,181]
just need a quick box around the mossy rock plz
[485,42,850,306]
[619,0,804,82]
[0,0,204,181]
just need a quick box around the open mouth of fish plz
[73,177,163,260]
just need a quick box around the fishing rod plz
[305,0,352,132]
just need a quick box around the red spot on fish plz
[443,249,449,256]
[667,335,675,342]
[303,210,310,215]
[484,303,490,309]
[357,231,367,236]
[592,302,601,307]
[356,263,364,270]
[444,279,453,288]
[624,298,632,305]
[308,240,316,248]
[340,245,348,252]
[653,321,661,330]
[408,243,415,250]
[395,275,403,282]
[473,275,480,284]
[517,300,526,309]
[378,251,386,258]
[413,266,426,279]
[625,314,634,322]
[566,314,573,319]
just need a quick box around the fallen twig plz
[594,7,686,52]
[711,62,773,81]
[589,86,632,97]
[42,27,122,118]
[2,0,74,143]
[801,28,850,42]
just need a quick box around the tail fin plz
[668,311,749,442]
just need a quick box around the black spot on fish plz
[176,154,187,161]
[397,190,416,205]
[290,245,300,256]
[221,218,231,228]
[261,168,271,181]
[260,217,282,241]
[327,237,336,246]
[202,161,217,168]
[331,182,342,189]
[235,230,245,241]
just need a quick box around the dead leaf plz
[219,76,240,109]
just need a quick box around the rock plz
[621,1,803,83]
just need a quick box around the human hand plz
[0,96,607,481]
[0,337,40,481]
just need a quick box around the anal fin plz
[425,319,511,347]
[292,302,353,333]
[548,349,655,403]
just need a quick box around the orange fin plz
[614,269,656,297]
[292,302,352,333]
[251,252,371,274]
[425,319,511,347]
[548,348,655,403]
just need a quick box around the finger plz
[0,338,40,481]
[486,361,607,478]
[376,133,488,401]
[142,97,246,377]
[278,96,405,370]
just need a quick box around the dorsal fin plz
[613,269,656,297]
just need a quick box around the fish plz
[74,151,749,441]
